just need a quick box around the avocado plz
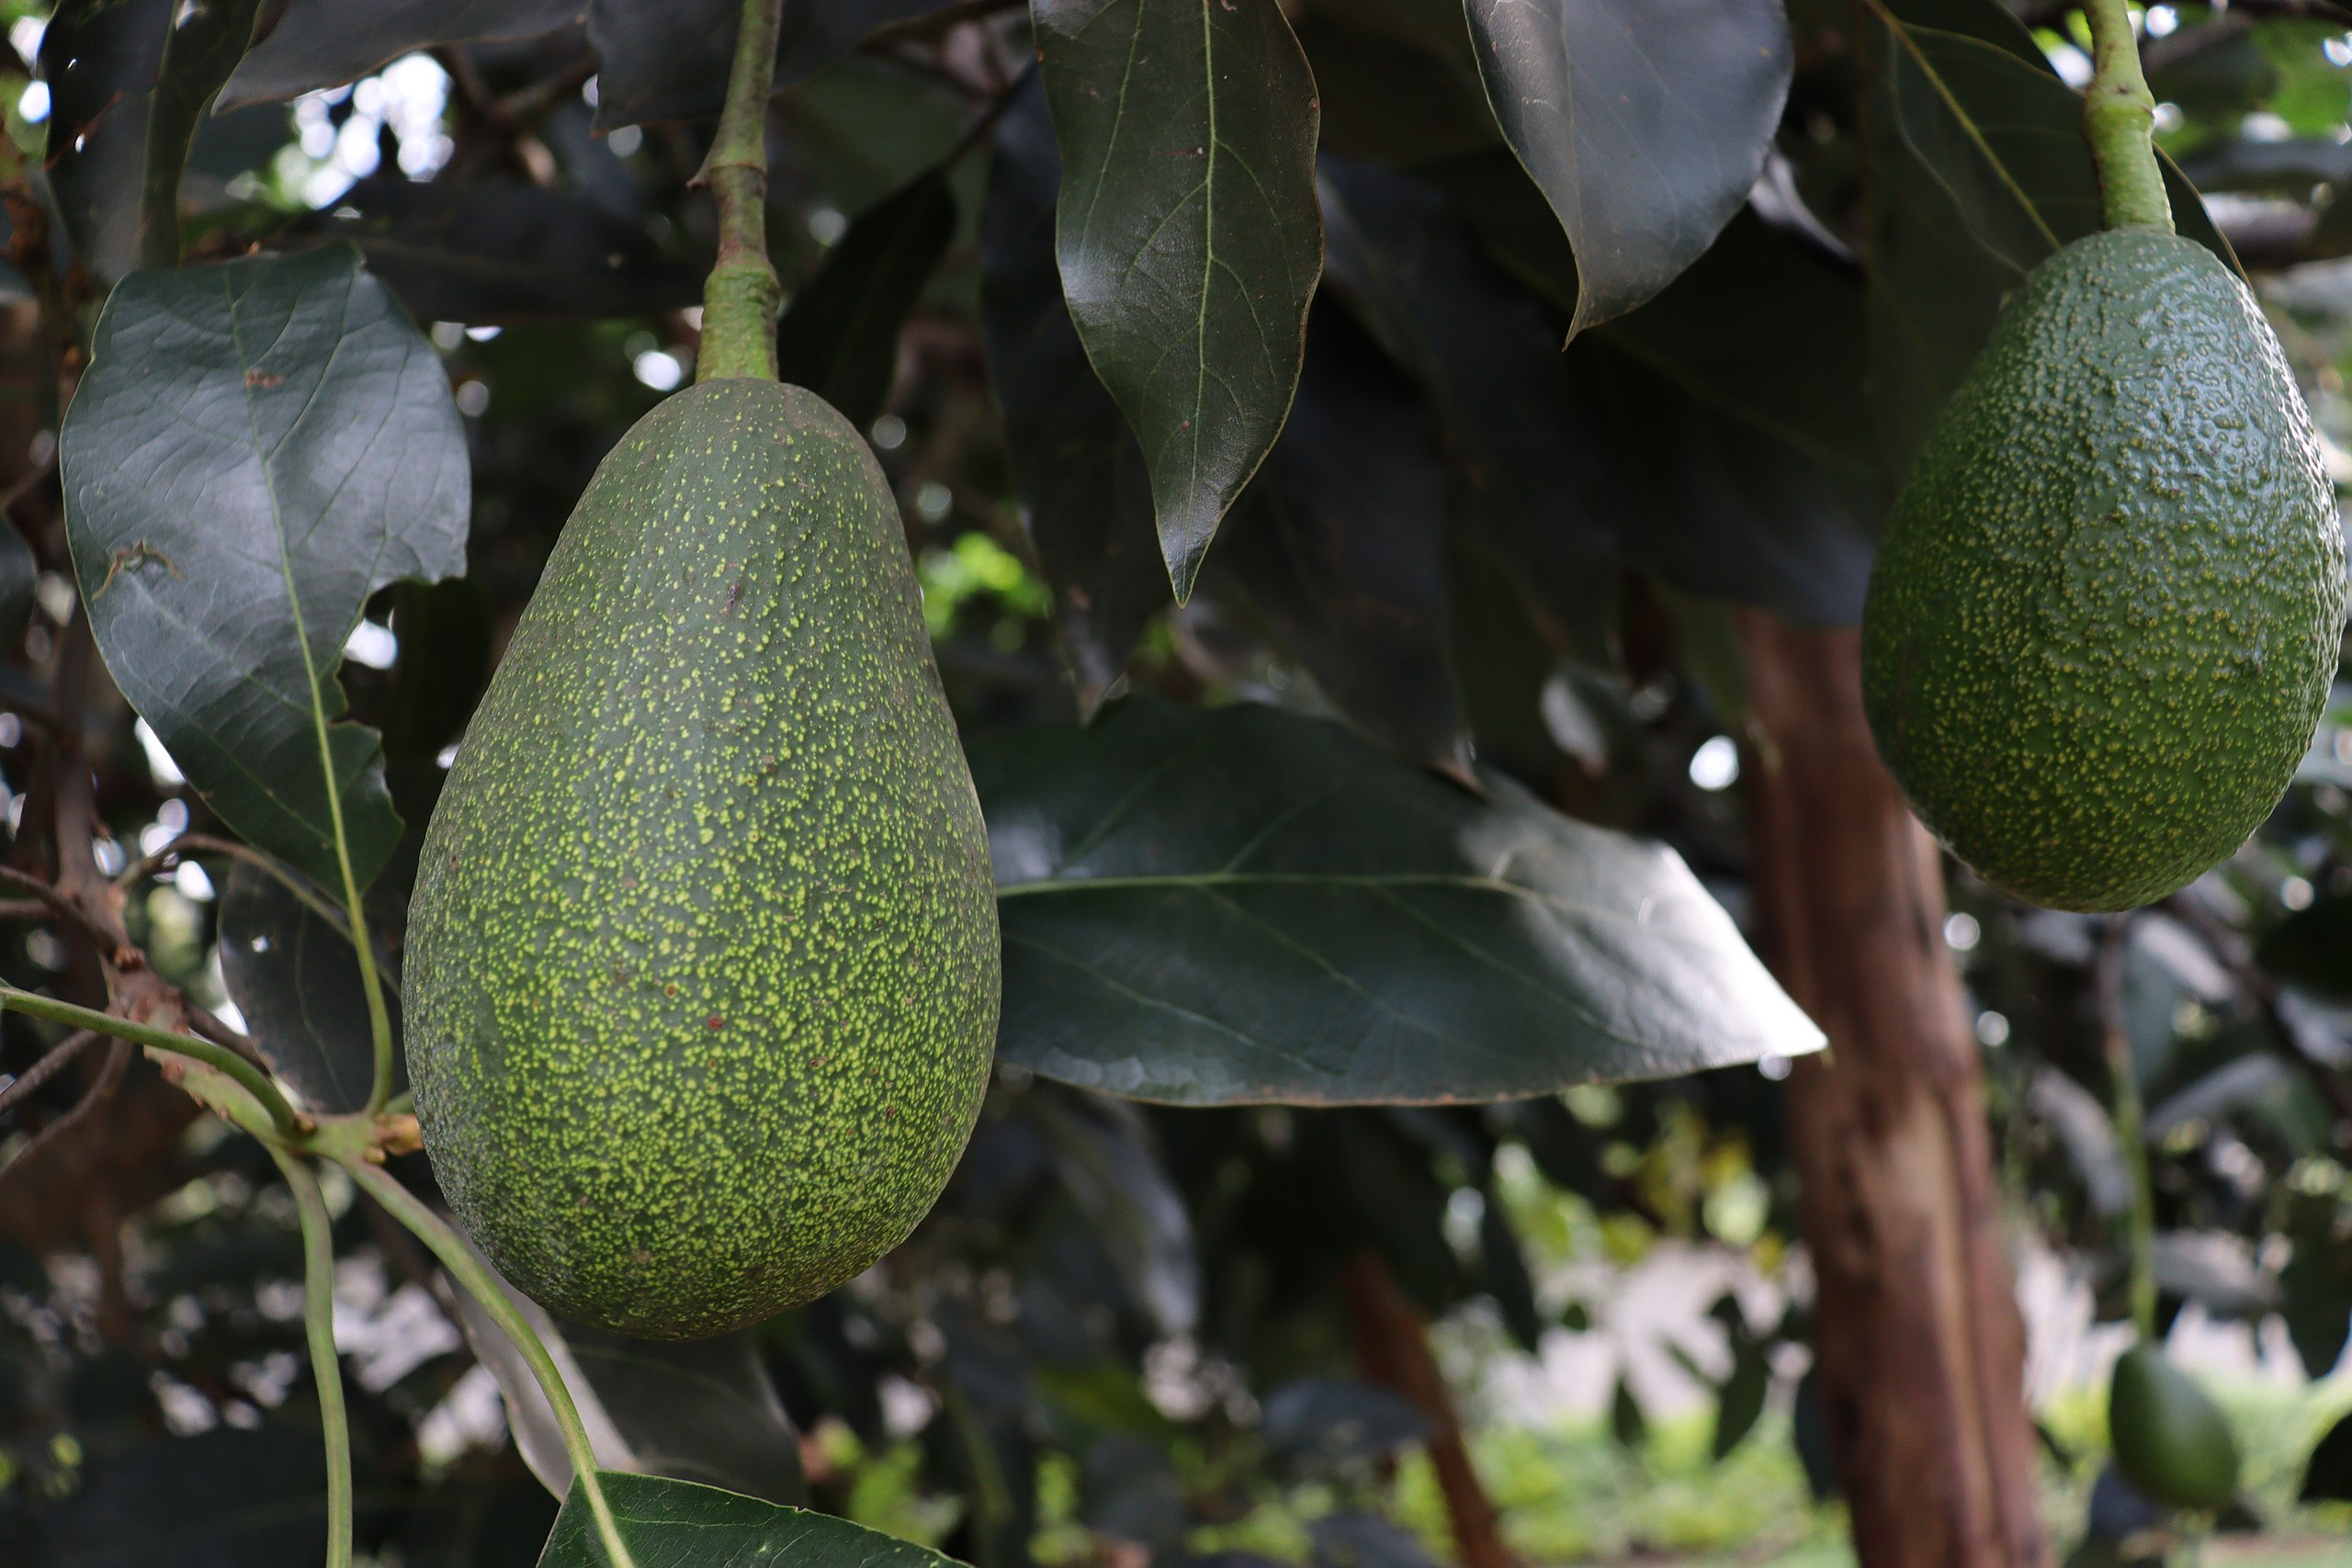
[1861,229,2346,911]
[2109,1344,2240,1511]
[404,379,999,1339]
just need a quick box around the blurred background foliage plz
[0,1,2347,1564]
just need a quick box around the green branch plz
[267,1146,352,1568]
[339,1159,639,1568]
[695,0,788,382]
[0,986,301,1139]
[2080,0,2175,232]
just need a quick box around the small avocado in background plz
[403,379,1000,1340]
[1861,229,2346,912]
[2109,1344,2240,1511]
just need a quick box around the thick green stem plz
[2080,0,2174,232]
[268,1147,352,1568]
[2097,918,2159,1340]
[341,1159,638,1568]
[0,985,301,1138]
[695,0,787,382]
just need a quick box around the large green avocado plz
[2109,1344,2239,1510]
[404,379,1000,1339]
[1861,229,2346,911]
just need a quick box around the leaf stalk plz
[0,985,303,1139]
[267,1145,353,1568]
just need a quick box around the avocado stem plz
[2080,0,2176,233]
[695,0,787,383]
[342,1156,642,1568]
[267,1145,354,1568]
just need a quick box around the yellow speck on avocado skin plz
[1860,229,2347,913]
[402,380,1000,1341]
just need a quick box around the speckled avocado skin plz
[1861,230,2347,912]
[404,379,999,1339]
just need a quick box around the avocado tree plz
[1,2,2350,1567]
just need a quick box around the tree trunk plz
[1736,614,2051,1568]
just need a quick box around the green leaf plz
[301,179,704,323]
[217,858,404,1115]
[975,697,1823,1105]
[1860,1,2239,481]
[220,0,584,108]
[1035,0,1324,602]
[979,80,1165,709]
[1317,157,1615,660]
[61,243,469,890]
[540,1471,965,1568]
[1461,0,1792,336]
[775,168,957,431]
[42,0,170,284]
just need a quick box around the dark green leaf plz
[2301,1407,2352,1501]
[1035,0,1323,602]
[0,516,34,649]
[382,576,494,767]
[217,859,403,1115]
[1219,306,1469,774]
[2281,1190,2352,1378]
[220,0,584,108]
[1317,157,1616,660]
[978,80,1164,710]
[300,178,704,323]
[1712,1326,1770,1461]
[447,1239,805,1508]
[975,696,1823,1105]
[775,168,956,431]
[61,244,469,890]
[41,0,169,285]
[585,0,945,131]
[141,0,268,273]
[2257,894,2352,998]
[1294,0,1498,167]
[1462,0,1791,335]
[35,1427,327,1568]
[2027,1066,2132,1219]
[1030,1093,1200,1337]
[1860,2,2238,481]
[540,1472,956,1568]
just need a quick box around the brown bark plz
[1340,1252,1519,1568]
[1736,614,2050,1568]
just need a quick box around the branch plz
[0,1036,127,1179]
[115,831,352,935]
[0,1027,96,1115]
[0,986,302,1139]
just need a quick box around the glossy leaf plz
[217,859,404,1115]
[1462,0,1792,336]
[1317,157,1616,660]
[447,1234,805,1507]
[1860,0,2238,480]
[1029,1093,1201,1337]
[61,244,469,890]
[221,0,584,108]
[1219,306,1469,774]
[41,0,170,284]
[301,178,704,322]
[775,168,956,431]
[979,80,1165,709]
[586,0,944,130]
[1035,0,1324,602]
[540,1471,964,1568]
[975,697,1823,1105]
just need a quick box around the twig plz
[0,986,301,1138]
[0,864,116,952]
[2016,0,2352,28]
[0,1027,95,1115]
[339,1158,638,1568]
[0,1035,127,1179]
[2095,915,2158,1340]
[0,899,50,920]
[267,1145,353,1568]
[115,830,351,935]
